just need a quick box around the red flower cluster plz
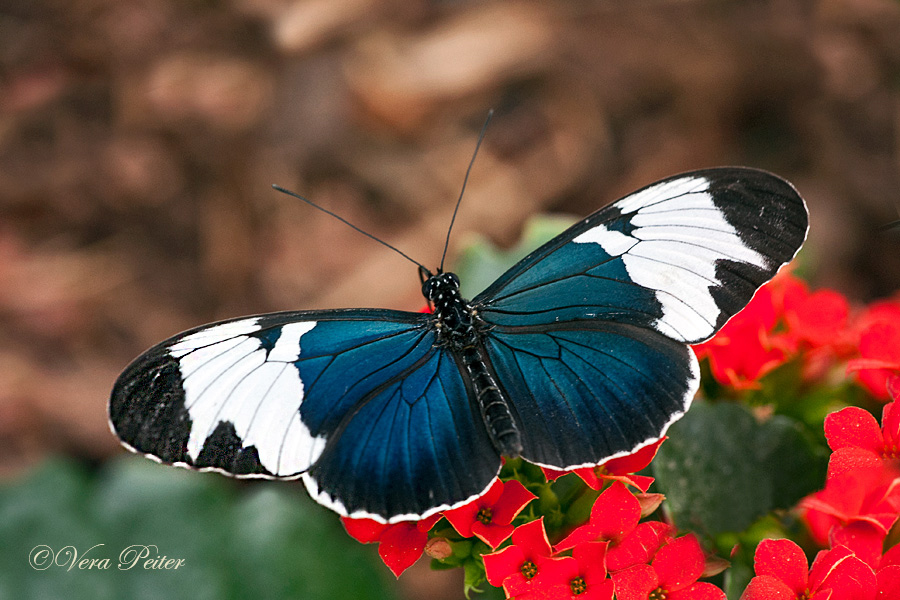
[694,273,900,397]
[738,382,900,600]
[341,478,535,577]
[482,482,724,600]
[848,300,900,400]
[349,276,900,598]
[741,538,900,600]
[694,276,802,389]
[799,388,900,564]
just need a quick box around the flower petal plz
[855,321,900,400]
[809,545,876,600]
[653,534,706,591]
[541,466,568,482]
[581,578,615,600]
[740,575,799,600]
[607,521,673,572]
[828,521,886,569]
[573,541,610,582]
[482,520,555,588]
[491,479,537,525]
[378,522,427,578]
[612,564,658,600]
[827,447,883,481]
[554,482,640,551]
[881,542,900,568]
[533,555,580,593]
[787,289,849,348]
[416,512,442,532]
[669,581,726,600]
[881,399,900,451]
[471,521,515,549]
[753,538,809,595]
[877,565,900,600]
[573,466,604,490]
[483,544,525,587]
[603,438,667,475]
[825,407,884,453]
[511,517,553,558]
[341,516,389,543]
[888,374,900,402]
[443,500,479,538]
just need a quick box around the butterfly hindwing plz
[475,167,808,343]
[482,322,697,469]
[109,309,500,522]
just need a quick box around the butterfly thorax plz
[422,272,477,341]
[423,272,523,457]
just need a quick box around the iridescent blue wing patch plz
[109,309,499,522]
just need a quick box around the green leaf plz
[652,401,828,537]
[0,457,398,600]
[454,215,576,298]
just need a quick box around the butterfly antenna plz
[271,184,429,271]
[439,109,494,272]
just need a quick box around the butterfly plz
[109,166,808,523]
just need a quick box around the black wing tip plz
[109,349,193,463]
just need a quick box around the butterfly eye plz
[422,278,438,300]
[447,273,460,288]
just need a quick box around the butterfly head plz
[421,271,461,303]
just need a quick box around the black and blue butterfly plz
[109,167,808,523]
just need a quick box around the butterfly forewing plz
[475,168,808,343]
[109,309,501,522]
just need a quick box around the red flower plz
[538,541,615,600]
[800,466,900,547]
[693,280,787,389]
[553,482,672,572]
[341,513,441,577]
[543,438,665,492]
[824,401,900,480]
[606,521,673,572]
[849,315,900,400]
[483,518,565,597]
[828,521,886,570]
[741,539,876,600]
[553,482,640,552]
[612,534,725,600]
[782,288,856,379]
[785,288,851,350]
[443,479,536,548]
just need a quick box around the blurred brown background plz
[1,0,898,560]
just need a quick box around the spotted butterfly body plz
[109,167,808,523]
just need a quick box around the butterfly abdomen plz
[461,343,523,457]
